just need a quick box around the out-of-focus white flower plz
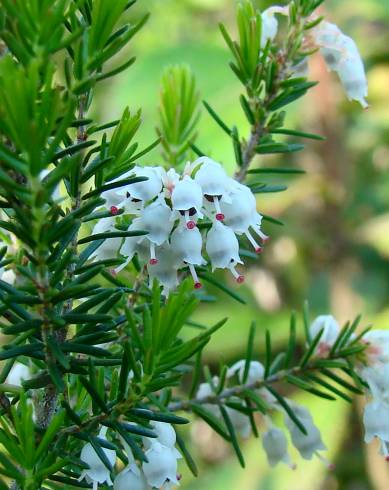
[196,378,221,417]
[171,176,203,229]
[361,364,389,403]
[6,362,30,386]
[206,222,244,282]
[142,197,174,264]
[170,225,205,289]
[262,426,295,468]
[227,360,265,385]
[147,245,180,296]
[309,315,340,357]
[362,330,389,365]
[261,6,289,47]
[149,421,177,449]
[79,427,116,490]
[312,20,368,108]
[125,166,163,202]
[221,182,268,253]
[90,217,122,261]
[226,403,251,439]
[194,157,231,221]
[142,442,181,489]
[114,446,149,490]
[160,168,180,198]
[285,405,328,463]
[0,268,15,284]
[117,218,149,271]
[363,400,389,460]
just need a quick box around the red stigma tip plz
[216,213,225,221]
[236,275,245,284]
[187,220,196,230]
[110,206,119,215]
[255,247,263,254]
[262,236,270,243]
[149,258,158,265]
[194,282,202,289]
[177,474,182,481]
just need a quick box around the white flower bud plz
[79,427,116,489]
[0,268,15,284]
[196,378,221,418]
[226,405,251,439]
[150,421,177,448]
[171,176,203,228]
[261,6,289,47]
[262,427,294,468]
[309,315,340,357]
[285,405,326,461]
[170,225,205,289]
[114,467,149,490]
[160,168,181,198]
[206,222,244,282]
[6,362,30,386]
[125,166,163,202]
[227,360,265,385]
[362,330,389,365]
[142,442,181,489]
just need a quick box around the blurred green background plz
[93,0,389,488]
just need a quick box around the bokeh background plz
[92,0,389,488]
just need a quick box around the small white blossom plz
[196,378,221,417]
[309,315,340,357]
[79,427,116,490]
[362,330,389,365]
[142,441,181,489]
[6,362,30,386]
[285,405,327,463]
[170,225,205,289]
[226,403,251,439]
[90,217,122,262]
[114,446,149,490]
[0,268,15,284]
[171,176,203,228]
[363,400,389,458]
[160,168,180,198]
[117,218,150,271]
[312,21,368,108]
[262,427,295,468]
[125,166,163,202]
[147,244,180,296]
[142,197,174,264]
[261,6,289,47]
[206,222,244,282]
[227,360,265,385]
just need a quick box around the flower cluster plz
[79,422,182,490]
[307,315,389,460]
[260,7,368,108]
[91,157,268,294]
[197,356,330,470]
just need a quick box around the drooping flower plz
[142,442,181,489]
[6,362,30,386]
[90,217,122,262]
[196,378,221,417]
[227,359,265,385]
[125,166,163,202]
[309,315,340,357]
[170,225,206,288]
[262,426,295,468]
[362,330,389,365]
[194,157,232,221]
[114,445,149,490]
[260,6,289,47]
[79,427,116,490]
[147,244,180,296]
[141,197,174,264]
[117,218,150,271]
[147,421,177,449]
[221,181,268,253]
[285,405,328,464]
[226,402,251,439]
[311,20,368,108]
[171,176,203,229]
[206,222,244,282]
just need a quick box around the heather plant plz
[0,1,383,489]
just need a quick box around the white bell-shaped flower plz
[147,244,180,296]
[312,21,368,108]
[360,364,389,403]
[363,400,389,446]
[170,225,205,289]
[141,197,174,264]
[114,467,149,490]
[150,421,177,448]
[221,182,268,253]
[90,217,122,262]
[262,427,295,468]
[79,427,116,490]
[362,330,389,365]
[194,157,231,221]
[116,218,150,271]
[227,359,265,385]
[309,315,340,357]
[226,403,251,439]
[196,378,221,418]
[285,405,327,462]
[6,362,30,386]
[125,166,163,202]
[142,442,181,489]
[171,176,203,228]
[0,268,16,284]
[206,222,244,282]
[260,6,289,47]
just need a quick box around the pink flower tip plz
[255,247,263,254]
[177,474,182,481]
[149,258,158,265]
[110,205,119,215]
[236,275,245,284]
[187,220,196,230]
[194,282,202,289]
[215,213,225,221]
[328,463,336,471]
[262,235,270,243]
